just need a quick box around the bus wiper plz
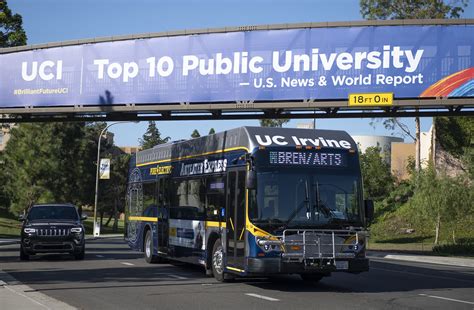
[314,182,331,219]
[286,179,310,226]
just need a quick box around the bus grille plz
[281,229,362,261]
[38,229,70,236]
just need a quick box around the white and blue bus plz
[125,127,373,282]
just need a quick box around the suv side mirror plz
[80,214,88,221]
[364,199,374,222]
[18,214,26,222]
[246,170,257,190]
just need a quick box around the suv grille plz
[38,229,70,236]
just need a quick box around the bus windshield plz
[249,169,362,228]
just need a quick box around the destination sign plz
[268,151,347,168]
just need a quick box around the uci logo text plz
[22,61,63,82]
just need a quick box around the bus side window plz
[206,177,225,221]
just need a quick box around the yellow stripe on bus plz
[205,221,226,228]
[128,216,158,222]
[136,146,249,167]
[226,266,245,273]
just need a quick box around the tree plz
[407,168,473,244]
[208,128,216,135]
[360,0,469,172]
[191,129,201,138]
[359,146,394,201]
[139,121,170,149]
[360,0,468,19]
[1,1,27,128]
[0,1,27,47]
[259,119,290,128]
[2,122,99,214]
[99,152,130,232]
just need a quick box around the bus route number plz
[348,93,393,106]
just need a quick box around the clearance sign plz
[0,24,472,108]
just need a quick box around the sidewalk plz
[0,271,76,310]
[368,251,474,268]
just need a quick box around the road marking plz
[120,262,134,266]
[419,294,474,305]
[371,267,474,284]
[245,293,280,302]
[167,275,187,280]
[95,255,104,258]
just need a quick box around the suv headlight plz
[24,228,36,234]
[71,227,83,233]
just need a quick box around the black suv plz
[19,204,87,260]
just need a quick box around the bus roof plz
[136,127,356,166]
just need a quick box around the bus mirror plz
[364,199,374,222]
[246,170,257,190]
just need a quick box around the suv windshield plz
[27,205,79,221]
[249,169,362,228]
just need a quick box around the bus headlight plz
[257,238,281,253]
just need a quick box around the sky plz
[7,0,474,146]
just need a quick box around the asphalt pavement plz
[1,237,473,310]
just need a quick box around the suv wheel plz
[20,245,29,261]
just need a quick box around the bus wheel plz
[212,239,225,282]
[300,273,324,283]
[144,230,160,264]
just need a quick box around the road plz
[1,237,473,310]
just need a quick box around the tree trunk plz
[104,213,113,227]
[434,212,441,245]
[432,119,436,171]
[113,199,119,232]
[415,116,421,172]
[452,229,456,244]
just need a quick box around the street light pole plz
[93,121,132,237]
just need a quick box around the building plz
[351,135,404,162]
[391,143,416,181]
[119,146,141,154]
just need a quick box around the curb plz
[368,252,474,268]
[0,240,19,246]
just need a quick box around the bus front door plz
[226,169,246,271]
[157,177,169,255]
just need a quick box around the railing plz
[280,229,363,262]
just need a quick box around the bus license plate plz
[335,261,348,270]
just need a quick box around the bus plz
[125,126,373,282]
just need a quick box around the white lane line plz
[245,293,280,302]
[419,294,474,305]
[167,275,187,280]
[95,255,104,258]
[120,262,134,266]
[371,267,474,284]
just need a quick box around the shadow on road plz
[1,237,473,295]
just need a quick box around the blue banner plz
[0,25,473,108]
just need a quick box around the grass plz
[0,214,21,238]
[83,217,124,235]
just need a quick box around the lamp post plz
[93,121,135,237]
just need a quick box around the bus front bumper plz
[246,257,369,274]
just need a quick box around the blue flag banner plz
[0,25,473,108]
